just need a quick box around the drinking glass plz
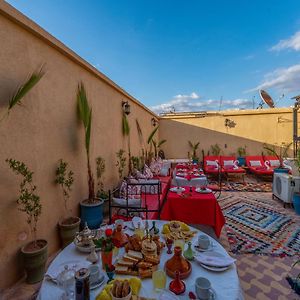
[174,239,185,251]
[152,269,167,292]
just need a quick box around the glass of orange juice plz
[174,239,185,251]
[152,269,167,292]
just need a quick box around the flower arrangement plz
[94,228,114,252]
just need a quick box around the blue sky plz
[7,0,300,113]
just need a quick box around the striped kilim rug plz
[219,194,300,257]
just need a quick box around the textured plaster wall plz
[159,109,294,159]
[0,2,157,289]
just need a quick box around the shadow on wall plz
[160,120,293,159]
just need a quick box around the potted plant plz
[55,159,80,247]
[237,146,247,166]
[77,83,103,229]
[188,141,200,163]
[211,143,221,156]
[6,158,47,284]
[263,142,292,173]
[96,156,109,216]
[286,259,300,295]
[116,149,127,180]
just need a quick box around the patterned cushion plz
[150,160,162,176]
[119,180,141,199]
[143,164,154,179]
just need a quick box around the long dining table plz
[160,186,225,237]
[38,220,243,300]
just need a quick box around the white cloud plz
[150,92,252,114]
[271,31,300,52]
[247,63,300,93]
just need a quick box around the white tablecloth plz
[38,221,244,300]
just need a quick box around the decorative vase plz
[169,271,186,295]
[101,250,113,270]
[165,246,191,279]
[21,239,48,284]
[183,242,194,261]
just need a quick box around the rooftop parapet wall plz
[0,1,156,289]
[159,108,295,159]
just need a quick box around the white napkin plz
[195,253,236,267]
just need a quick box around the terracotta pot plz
[21,239,48,284]
[58,216,81,248]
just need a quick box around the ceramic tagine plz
[169,270,186,295]
[165,246,192,279]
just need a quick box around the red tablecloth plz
[160,187,225,237]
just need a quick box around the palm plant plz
[77,82,95,203]
[152,139,167,158]
[136,120,160,165]
[188,141,200,160]
[237,146,246,157]
[211,143,221,156]
[0,67,44,123]
[96,156,108,199]
[263,142,292,167]
[122,113,132,175]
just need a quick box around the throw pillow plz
[143,164,154,179]
[269,159,280,167]
[250,160,262,167]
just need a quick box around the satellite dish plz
[258,89,275,108]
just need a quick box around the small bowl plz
[110,286,132,300]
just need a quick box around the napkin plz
[195,253,236,267]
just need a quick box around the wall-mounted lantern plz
[122,101,131,115]
[151,117,158,127]
[225,118,236,128]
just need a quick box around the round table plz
[38,221,244,299]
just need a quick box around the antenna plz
[218,96,223,111]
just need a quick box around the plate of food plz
[162,221,197,241]
[195,187,212,194]
[169,187,185,193]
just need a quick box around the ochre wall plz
[159,108,294,159]
[0,2,157,289]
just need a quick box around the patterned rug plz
[219,194,300,257]
[208,181,272,192]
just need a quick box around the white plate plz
[200,263,231,272]
[90,274,105,290]
[170,187,185,193]
[195,188,212,193]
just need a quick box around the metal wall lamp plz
[122,101,131,115]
